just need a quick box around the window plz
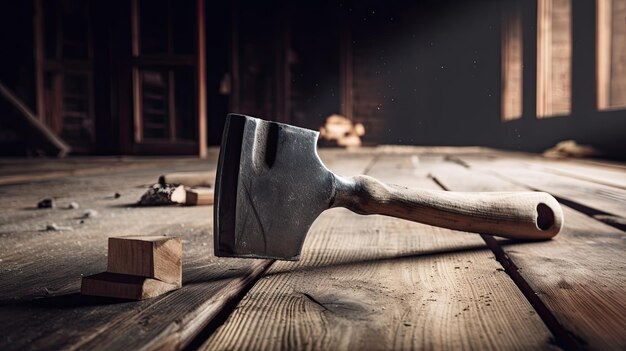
[131,0,199,143]
[38,0,94,152]
[502,6,523,121]
[139,69,196,140]
[536,0,572,118]
[597,0,626,110]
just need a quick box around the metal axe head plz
[214,114,334,260]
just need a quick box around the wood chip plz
[138,184,186,206]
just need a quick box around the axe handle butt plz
[332,175,564,240]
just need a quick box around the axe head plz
[214,114,335,260]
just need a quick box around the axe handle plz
[332,175,564,240]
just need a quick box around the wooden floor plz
[0,147,624,350]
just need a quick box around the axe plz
[214,114,564,260]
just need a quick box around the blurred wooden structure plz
[1,1,625,157]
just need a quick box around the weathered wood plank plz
[0,154,219,186]
[200,153,555,350]
[0,81,70,157]
[522,159,626,191]
[452,155,626,220]
[0,160,270,351]
[430,162,626,350]
[456,150,626,190]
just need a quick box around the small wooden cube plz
[81,272,179,300]
[107,236,182,287]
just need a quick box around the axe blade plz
[214,114,334,260]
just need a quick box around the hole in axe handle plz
[536,203,555,231]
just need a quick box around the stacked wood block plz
[81,236,182,300]
[319,115,365,147]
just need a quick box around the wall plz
[335,0,625,159]
[1,0,624,159]
[0,2,36,155]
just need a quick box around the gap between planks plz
[429,169,583,350]
[198,153,556,350]
[430,160,626,350]
[446,154,626,233]
[0,163,271,351]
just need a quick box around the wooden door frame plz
[129,0,206,156]
[33,0,96,153]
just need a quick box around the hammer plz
[214,114,564,260]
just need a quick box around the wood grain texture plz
[107,236,182,286]
[0,153,271,351]
[81,272,179,300]
[2,148,623,350]
[0,155,216,186]
[333,175,563,240]
[197,0,207,158]
[454,155,626,219]
[201,153,556,350]
[0,81,70,157]
[520,158,626,191]
[430,161,626,350]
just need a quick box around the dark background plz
[1,0,624,159]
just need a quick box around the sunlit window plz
[502,7,523,121]
[536,0,572,118]
[597,0,626,110]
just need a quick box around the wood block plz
[185,187,214,206]
[107,236,182,287]
[81,272,179,300]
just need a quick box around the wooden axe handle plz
[332,175,563,240]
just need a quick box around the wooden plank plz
[536,0,572,117]
[81,272,180,300]
[107,236,182,286]
[130,0,143,144]
[465,150,626,190]
[430,162,626,350]
[0,152,220,186]
[597,0,612,109]
[453,155,626,220]
[33,0,45,122]
[521,159,626,191]
[200,152,555,350]
[501,3,523,121]
[168,71,177,141]
[0,161,270,350]
[0,157,211,186]
[197,0,207,158]
[0,81,70,157]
